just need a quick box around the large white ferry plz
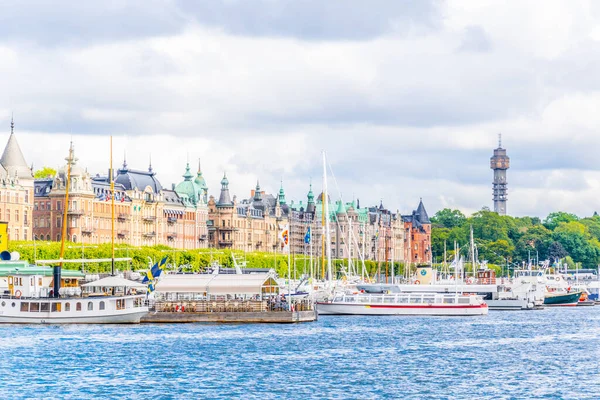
[317,292,488,316]
[0,272,148,324]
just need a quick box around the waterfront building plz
[402,199,432,264]
[0,118,34,241]
[33,150,209,249]
[490,134,510,215]
[207,176,287,252]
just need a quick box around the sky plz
[2,0,600,218]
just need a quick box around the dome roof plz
[115,162,162,193]
[175,163,203,205]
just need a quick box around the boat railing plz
[149,299,314,313]
[333,292,477,305]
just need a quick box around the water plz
[1,307,599,400]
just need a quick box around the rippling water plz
[1,307,599,399]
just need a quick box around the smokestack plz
[53,265,61,298]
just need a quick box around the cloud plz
[3,1,600,219]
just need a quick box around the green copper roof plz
[194,159,208,190]
[0,261,85,277]
[336,200,345,214]
[307,182,315,204]
[278,180,286,205]
[175,162,203,206]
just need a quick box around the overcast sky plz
[2,0,600,218]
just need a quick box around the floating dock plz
[141,300,317,323]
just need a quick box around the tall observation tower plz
[490,134,510,215]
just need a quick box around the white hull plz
[486,299,534,310]
[316,302,488,316]
[0,295,148,324]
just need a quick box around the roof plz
[0,261,85,278]
[217,173,233,206]
[81,276,146,288]
[114,164,163,192]
[155,273,278,295]
[416,199,431,224]
[0,132,32,179]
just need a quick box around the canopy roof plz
[0,261,85,278]
[155,273,279,296]
[81,276,146,288]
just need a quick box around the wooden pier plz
[141,299,317,323]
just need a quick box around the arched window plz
[99,301,105,310]
[65,303,71,312]
[46,235,50,241]
[72,235,77,243]
[76,302,82,311]
[87,302,93,311]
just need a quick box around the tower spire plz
[148,154,153,173]
[498,133,502,148]
[10,113,14,135]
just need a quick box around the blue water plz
[1,307,599,400]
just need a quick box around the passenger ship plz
[0,272,148,324]
[316,292,488,316]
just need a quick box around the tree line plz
[431,208,600,269]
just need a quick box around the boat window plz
[20,302,29,312]
[65,303,71,312]
[30,303,40,312]
[99,301,105,310]
[88,302,93,311]
[41,303,50,312]
[76,302,82,311]
[458,298,470,304]
[12,302,15,307]
[51,303,61,312]
[1,301,5,307]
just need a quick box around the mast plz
[323,151,332,282]
[110,136,115,276]
[56,142,74,298]
[347,217,352,277]
[470,224,475,280]
[391,235,395,285]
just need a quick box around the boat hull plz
[0,310,148,324]
[544,292,581,307]
[486,299,535,310]
[316,302,488,316]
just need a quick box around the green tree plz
[431,209,467,229]
[34,166,57,179]
[543,212,579,231]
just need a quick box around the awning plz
[164,209,184,216]
[81,276,146,288]
[155,273,279,296]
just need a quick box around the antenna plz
[498,133,502,148]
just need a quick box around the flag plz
[147,264,156,281]
[280,225,289,252]
[105,193,111,201]
[121,194,125,202]
[304,226,311,244]
[142,275,149,284]
[151,258,166,279]
[147,283,155,293]
[159,256,168,267]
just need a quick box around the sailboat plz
[0,140,148,323]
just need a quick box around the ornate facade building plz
[0,119,34,241]
[402,199,432,264]
[33,149,209,249]
[207,176,287,252]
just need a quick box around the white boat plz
[317,292,488,316]
[0,274,148,324]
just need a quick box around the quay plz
[141,299,317,323]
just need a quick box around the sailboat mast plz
[110,136,115,276]
[470,225,475,279]
[323,151,332,282]
[59,142,74,266]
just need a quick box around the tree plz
[543,212,579,231]
[431,209,467,229]
[34,166,57,179]
[548,241,568,260]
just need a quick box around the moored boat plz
[316,292,488,316]
[543,291,581,307]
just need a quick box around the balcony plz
[82,227,94,235]
[198,234,207,241]
[118,230,129,238]
[142,216,157,223]
[167,217,177,224]
[118,213,129,221]
[218,240,233,247]
[167,232,177,240]
[143,231,156,238]
[67,208,84,216]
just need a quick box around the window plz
[76,302,82,311]
[20,302,29,312]
[51,303,61,312]
[6,209,9,221]
[87,302,93,311]
[41,303,50,312]
[99,301,105,310]
[24,211,28,225]
[46,234,50,241]
[57,201,61,211]
[65,303,71,312]
[25,190,29,203]
[46,201,50,210]
[72,235,77,243]
[39,202,44,210]
[57,234,61,241]
[30,303,40,312]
